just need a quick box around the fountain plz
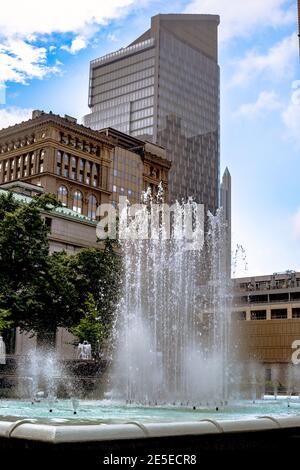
[110,195,234,406]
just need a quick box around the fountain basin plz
[1,399,300,460]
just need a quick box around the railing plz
[90,38,155,67]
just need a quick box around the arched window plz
[87,195,97,220]
[73,190,83,214]
[57,185,68,207]
[56,151,62,175]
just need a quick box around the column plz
[266,307,271,320]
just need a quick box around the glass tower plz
[84,14,220,212]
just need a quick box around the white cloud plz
[0,0,137,86]
[61,36,87,54]
[231,33,298,86]
[282,80,300,146]
[107,33,118,42]
[235,90,282,118]
[0,1,135,37]
[184,0,295,42]
[0,107,33,130]
[0,39,60,84]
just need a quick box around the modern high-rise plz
[84,14,220,212]
[220,167,231,277]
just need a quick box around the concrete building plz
[232,271,300,385]
[84,13,220,211]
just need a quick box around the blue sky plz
[0,0,299,277]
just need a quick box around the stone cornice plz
[0,112,115,148]
[143,152,171,169]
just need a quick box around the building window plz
[87,195,97,220]
[73,190,83,214]
[292,308,300,318]
[113,185,117,192]
[57,185,68,207]
[70,156,76,180]
[92,164,98,187]
[56,151,62,175]
[10,158,14,178]
[30,152,35,175]
[63,153,69,178]
[85,161,91,185]
[271,309,287,319]
[251,310,267,320]
[79,159,84,182]
[39,150,45,173]
[24,154,29,176]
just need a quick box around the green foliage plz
[0,193,49,290]
[72,244,122,328]
[0,191,123,350]
[0,305,12,333]
[70,294,108,358]
[13,251,82,336]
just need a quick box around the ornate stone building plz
[0,110,114,220]
[0,111,170,213]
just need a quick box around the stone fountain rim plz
[0,415,300,443]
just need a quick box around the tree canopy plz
[0,191,122,353]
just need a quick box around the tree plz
[70,294,108,358]
[72,243,122,330]
[0,306,12,333]
[0,191,122,351]
[13,251,83,346]
[0,193,51,291]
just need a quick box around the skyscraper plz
[84,14,220,212]
[220,167,232,277]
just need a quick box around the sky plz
[0,0,299,277]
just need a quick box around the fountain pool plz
[0,396,299,422]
